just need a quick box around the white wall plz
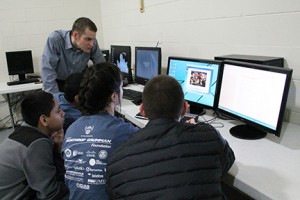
[0,0,299,126]
[100,0,300,126]
[0,0,103,127]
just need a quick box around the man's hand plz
[50,129,64,153]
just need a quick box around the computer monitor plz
[167,56,222,115]
[216,60,293,139]
[6,50,34,81]
[110,45,133,83]
[135,47,161,85]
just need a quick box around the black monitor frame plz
[110,45,133,83]
[216,60,293,139]
[167,56,222,115]
[134,47,161,85]
[6,50,34,81]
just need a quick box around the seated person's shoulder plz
[53,92,64,101]
[181,122,221,139]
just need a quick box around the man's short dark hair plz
[142,75,184,120]
[72,17,97,35]
[64,73,83,103]
[21,90,55,127]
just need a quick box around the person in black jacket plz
[106,74,235,200]
[0,90,68,199]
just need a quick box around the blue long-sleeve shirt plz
[53,92,82,132]
[62,112,139,200]
[41,30,106,94]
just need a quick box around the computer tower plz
[214,54,284,68]
[101,50,109,62]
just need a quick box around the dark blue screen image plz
[136,50,159,80]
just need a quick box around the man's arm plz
[90,39,106,64]
[219,133,235,176]
[41,35,60,94]
[23,138,68,199]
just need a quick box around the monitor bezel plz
[6,50,34,79]
[110,45,133,83]
[167,56,222,111]
[215,59,293,137]
[134,47,162,85]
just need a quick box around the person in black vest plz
[106,74,235,200]
[0,90,68,199]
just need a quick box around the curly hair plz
[78,62,122,115]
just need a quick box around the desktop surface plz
[7,78,40,86]
[118,97,300,200]
[0,81,42,94]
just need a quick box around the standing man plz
[42,17,106,94]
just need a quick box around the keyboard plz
[123,88,142,100]
[7,78,40,86]
[180,115,199,123]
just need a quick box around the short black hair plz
[71,17,97,35]
[64,73,83,103]
[78,62,122,115]
[21,90,55,127]
[142,75,184,120]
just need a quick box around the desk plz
[0,82,43,128]
[120,95,300,200]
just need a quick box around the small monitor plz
[111,45,133,83]
[101,49,109,62]
[6,50,34,81]
[135,47,161,85]
[167,57,222,115]
[216,60,293,139]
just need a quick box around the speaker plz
[215,54,284,68]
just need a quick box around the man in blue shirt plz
[42,17,106,94]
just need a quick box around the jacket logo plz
[85,125,94,134]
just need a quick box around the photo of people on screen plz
[136,51,159,79]
[185,67,211,94]
[116,52,129,73]
[190,71,207,87]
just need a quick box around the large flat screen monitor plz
[135,47,161,85]
[111,45,133,83]
[6,50,34,81]
[167,57,222,115]
[216,60,293,139]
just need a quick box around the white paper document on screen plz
[218,64,286,128]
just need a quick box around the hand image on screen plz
[117,53,128,73]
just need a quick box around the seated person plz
[53,72,83,131]
[62,63,139,200]
[0,90,68,199]
[106,75,235,200]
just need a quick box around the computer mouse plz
[132,97,142,105]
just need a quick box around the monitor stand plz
[189,103,206,116]
[18,74,26,81]
[230,124,267,140]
